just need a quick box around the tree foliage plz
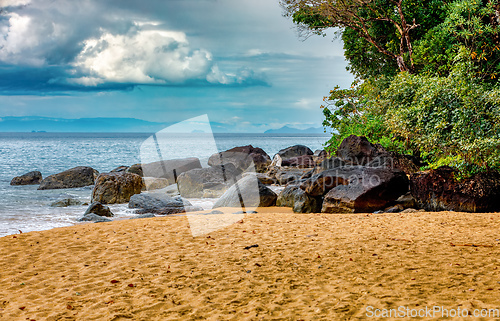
[284,0,500,176]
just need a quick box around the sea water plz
[0,132,330,236]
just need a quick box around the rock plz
[300,168,355,196]
[243,172,276,185]
[50,198,83,207]
[38,166,99,190]
[208,145,271,173]
[276,145,313,160]
[410,167,500,212]
[126,164,143,177]
[276,185,297,208]
[78,213,112,222]
[177,164,240,198]
[395,192,417,209]
[141,158,202,182]
[337,135,424,174]
[313,149,328,164]
[10,171,42,185]
[294,190,322,213]
[110,166,128,173]
[281,155,315,168]
[276,185,322,213]
[129,193,201,215]
[84,202,114,217]
[401,208,418,213]
[321,167,409,213]
[337,135,383,165]
[213,175,277,209]
[270,154,282,167]
[91,172,144,204]
[142,177,170,191]
[254,173,276,185]
[276,168,310,185]
[384,204,404,213]
[314,149,327,158]
[315,157,346,173]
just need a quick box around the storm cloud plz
[0,0,269,93]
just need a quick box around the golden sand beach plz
[1,208,500,320]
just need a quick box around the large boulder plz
[208,145,271,173]
[91,172,144,204]
[410,167,500,212]
[38,166,99,190]
[213,175,277,209]
[177,164,240,198]
[277,145,313,159]
[336,135,423,174]
[11,170,42,185]
[300,168,355,196]
[277,185,322,213]
[337,135,382,165]
[129,193,202,215]
[84,202,114,217]
[321,167,409,213]
[141,158,202,182]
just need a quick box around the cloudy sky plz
[0,0,353,132]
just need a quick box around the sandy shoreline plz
[1,208,500,320]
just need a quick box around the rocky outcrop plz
[410,167,500,212]
[320,168,409,213]
[213,175,277,209]
[177,164,240,198]
[91,172,144,204]
[276,185,322,213]
[50,198,83,207]
[208,145,271,173]
[10,171,42,185]
[128,193,202,214]
[84,202,114,217]
[38,166,99,190]
[141,158,202,182]
[276,145,313,160]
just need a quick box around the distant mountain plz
[0,116,169,133]
[0,117,329,134]
[264,125,325,134]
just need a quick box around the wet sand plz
[1,208,500,320]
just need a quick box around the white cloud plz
[71,30,214,85]
[1,0,31,7]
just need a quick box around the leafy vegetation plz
[282,0,500,176]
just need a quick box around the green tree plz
[281,0,446,78]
